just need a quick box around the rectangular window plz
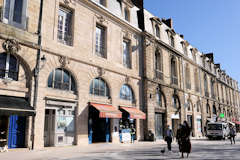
[123,40,131,69]
[170,36,174,47]
[95,25,106,57]
[2,0,27,29]
[57,7,73,46]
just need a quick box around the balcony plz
[171,76,178,85]
[155,70,163,80]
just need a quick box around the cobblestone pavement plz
[0,137,240,160]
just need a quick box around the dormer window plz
[124,8,130,22]
[170,35,175,47]
[155,25,160,38]
[94,0,106,6]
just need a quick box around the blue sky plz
[144,0,240,86]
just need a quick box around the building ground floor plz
[143,82,239,141]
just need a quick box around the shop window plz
[47,68,76,92]
[120,84,134,101]
[90,77,109,97]
[0,53,19,81]
[57,6,73,46]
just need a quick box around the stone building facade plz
[0,0,239,150]
[140,9,240,140]
[0,0,145,149]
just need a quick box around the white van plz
[206,122,230,139]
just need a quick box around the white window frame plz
[0,53,19,80]
[57,6,73,46]
[95,24,106,58]
[122,39,131,69]
[2,0,27,29]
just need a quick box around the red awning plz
[234,121,240,125]
[90,103,122,118]
[120,106,146,119]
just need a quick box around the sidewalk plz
[0,141,167,160]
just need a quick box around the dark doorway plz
[88,106,110,143]
[172,119,180,138]
[155,113,164,139]
[187,115,193,129]
[8,115,26,148]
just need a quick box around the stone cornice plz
[81,0,141,34]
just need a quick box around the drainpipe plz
[32,0,44,150]
[181,57,186,122]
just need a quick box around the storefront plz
[88,103,122,144]
[44,99,76,147]
[119,106,145,143]
[155,112,165,139]
[0,96,35,149]
[171,113,180,137]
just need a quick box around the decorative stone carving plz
[97,67,105,76]
[59,56,70,67]
[95,14,108,24]
[2,39,21,54]
[63,0,76,5]
[125,76,130,84]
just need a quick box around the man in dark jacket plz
[165,125,173,152]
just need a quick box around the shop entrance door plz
[89,107,110,143]
[155,113,164,139]
[8,115,26,148]
[44,109,55,147]
[172,119,180,138]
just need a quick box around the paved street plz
[0,137,240,160]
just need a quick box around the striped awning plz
[120,106,146,119]
[90,103,122,118]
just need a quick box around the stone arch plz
[0,52,32,87]
[89,77,111,98]
[119,83,135,102]
[47,68,78,94]
[155,87,167,108]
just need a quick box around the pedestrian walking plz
[179,121,191,158]
[164,125,173,152]
[130,124,136,143]
[229,126,236,145]
[176,124,183,152]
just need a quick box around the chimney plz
[214,63,221,69]
[204,53,214,62]
[180,34,184,39]
[162,18,173,28]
